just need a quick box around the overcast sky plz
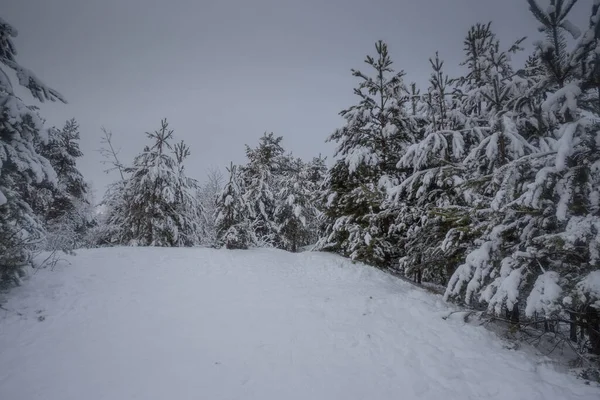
[3,0,591,199]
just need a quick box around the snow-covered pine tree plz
[445,0,600,354]
[215,162,255,249]
[0,17,66,285]
[172,140,206,246]
[442,20,547,309]
[388,22,534,286]
[102,119,204,247]
[36,118,94,251]
[275,156,315,252]
[387,52,475,284]
[242,132,284,247]
[316,41,415,267]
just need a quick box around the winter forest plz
[2,0,600,388]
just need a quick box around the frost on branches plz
[444,0,600,354]
[100,120,205,247]
[36,119,95,252]
[316,41,416,267]
[214,163,255,250]
[312,0,600,356]
[274,156,319,252]
[0,17,66,286]
[214,135,324,251]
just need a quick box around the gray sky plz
[3,0,591,199]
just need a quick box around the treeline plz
[0,13,326,275]
[96,126,326,252]
[214,134,326,251]
[316,0,600,356]
[1,0,599,360]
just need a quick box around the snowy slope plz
[0,248,597,400]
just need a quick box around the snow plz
[556,171,573,221]
[541,84,581,116]
[326,192,337,207]
[577,270,600,310]
[560,20,581,39]
[555,122,577,171]
[345,146,380,173]
[0,247,598,400]
[0,68,14,95]
[525,271,563,317]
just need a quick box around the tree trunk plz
[509,304,520,325]
[586,307,600,356]
[569,312,578,343]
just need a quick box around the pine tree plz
[243,133,284,246]
[215,163,254,249]
[275,156,315,252]
[36,118,94,251]
[385,23,533,286]
[317,41,415,267]
[444,0,600,354]
[386,52,475,284]
[101,119,204,247]
[172,140,206,246]
[0,17,66,285]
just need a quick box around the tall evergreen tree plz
[317,41,415,266]
[0,17,66,285]
[444,0,600,354]
[243,133,284,246]
[388,25,533,285]
[275,156,315,252]
[391,54,464,283]
[36,118,94,250]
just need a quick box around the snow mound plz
[0,248,598,400]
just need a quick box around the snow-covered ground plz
[0,248,598,400]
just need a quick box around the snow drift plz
[0,248,597,400]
